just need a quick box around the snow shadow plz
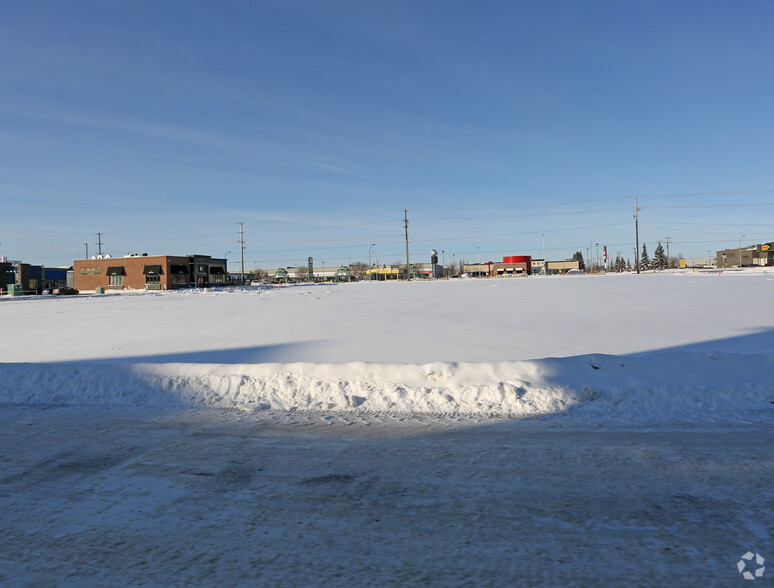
[625,326,774,356]
[60,341,325,364]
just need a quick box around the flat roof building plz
[73,254,228,291]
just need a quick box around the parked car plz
[52,287,79,296]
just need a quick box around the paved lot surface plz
[1,407,772,586]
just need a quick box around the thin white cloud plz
[309,161,367,179]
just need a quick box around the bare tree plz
[350,261,368,281]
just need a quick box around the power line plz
[634,188,774,199]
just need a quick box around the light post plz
[596,243,599,273]
[707,250,711,267]
[83,242,88,259]
[442,250,445,277]
[452,253,455,276]
[739,234,746,267]
[369,244,375,281]
[477,246,481,277]
[542,234,546,275]
[322,261,325,282]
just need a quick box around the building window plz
[109,274,124,287]
[146,274,161,285]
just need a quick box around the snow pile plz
[2,272,774,421]
[2,351,773,421]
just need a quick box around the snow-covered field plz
[1,271,773,585]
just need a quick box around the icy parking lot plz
[1,407,772,586]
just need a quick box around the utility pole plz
[634,196,640,274]
[404,209,410,281]
[95,232,103,257]
[664,236,672,269]
[238,222,246,285]
[587,241,592,273]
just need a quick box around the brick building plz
[73,254,227,291]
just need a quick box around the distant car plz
[53,287,79,295]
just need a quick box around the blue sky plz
[2,0,773,269]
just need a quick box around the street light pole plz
[369,244,375,281]
[596,243,599,273]
[442,250,445,277]
[739,234,746,267]
[542,234,546,275]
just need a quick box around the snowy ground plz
[1,271,773,585]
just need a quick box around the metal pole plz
[84,243,88,259]
[739,234,746,267]
[369,244,375,281]
[542,234,546,275]
[634,196,640,274]
[596,243,599,273]
[404,209,410,281]
[239,222,246,285]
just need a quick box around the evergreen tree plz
[616,255,627,272]
[654,242,667,270]
[572,251,585,270]
[640,243,650,270]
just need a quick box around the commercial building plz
[1,258,70,294]
[73,254,228,291]
[464,256,580,277]
[716,242,774,268]
[463,256,533,277]
[531,259,582,275]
